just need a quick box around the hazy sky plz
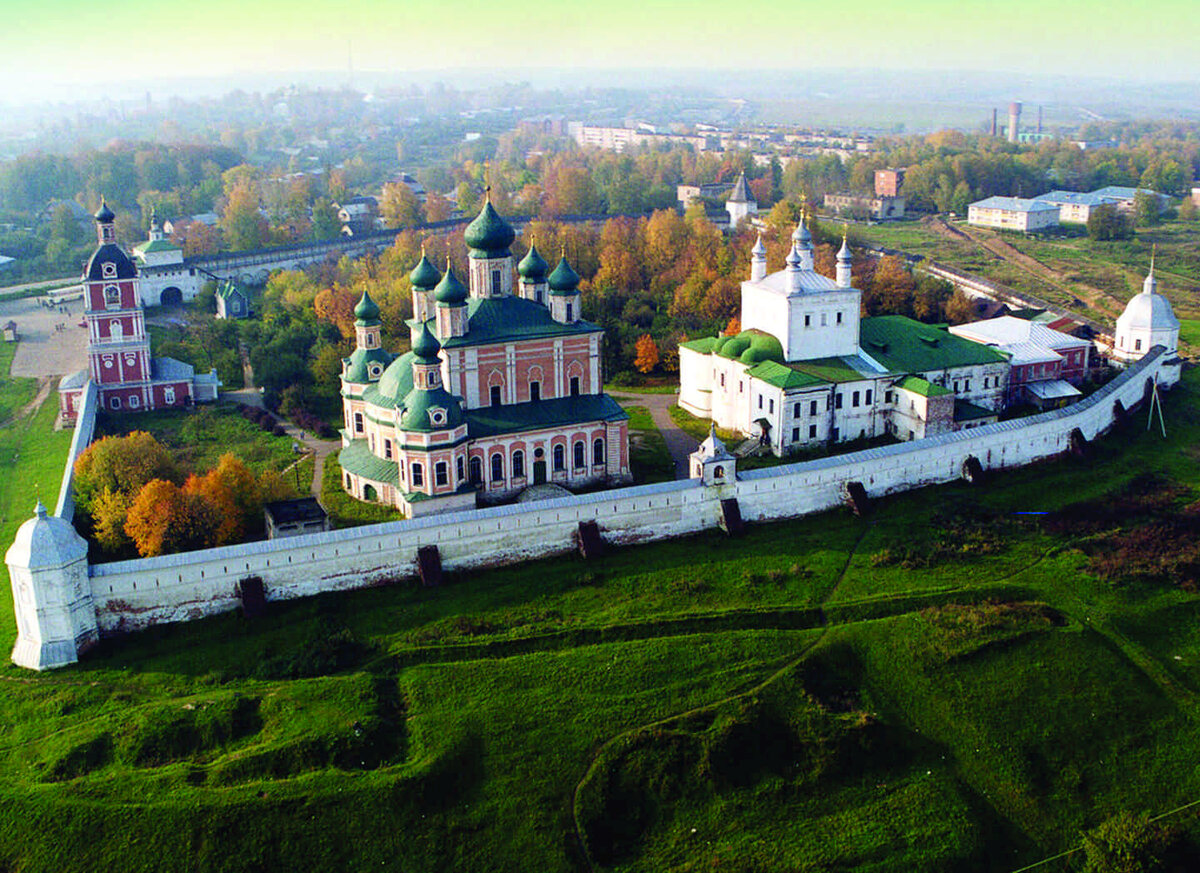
[6,0,1199,102]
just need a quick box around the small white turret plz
[1112,246,1181,384]
[750,233,767,282]
[689,423,737,485]
[836,227,853,289]
[796,212,814,271]
[6,501,97,670]
[786,243,803,294]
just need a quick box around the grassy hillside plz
[2,369,1200,870]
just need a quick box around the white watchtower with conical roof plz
[689,424,737,485]
[1113,250,1181,386]
[726,172,758,228]
[6,501,97,670]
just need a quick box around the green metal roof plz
[411,321,440,362]
[464,199,515,259]
[746,360,827,390]
[343,346,394,384]
[955,398,996,420]
[413,295,601,349]
[374,351,415,405]
[338,439,400,488]
[680,336,719,353]
[788,356,875,384]
[714,329,784,365]
[860,315,1008,373]
[547,257,581,295]
[518,243,549,280]
[434,265,469,305]
[216,280,244,300]
[399,384,464,432]
[354,290,380,325]
[895,375,951,397]
[465,393,627,439]
[135,239,180,254]
[409,253,442,289]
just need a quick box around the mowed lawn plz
[1,370,1200,870]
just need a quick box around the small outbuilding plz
[3,321,17,342]
[264,498,331,539]
[215,280,250,319]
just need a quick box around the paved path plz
[611,391,698,480]
[0,296,88,379]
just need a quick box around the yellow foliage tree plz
[634,334,660,374]
[125,479,218,558]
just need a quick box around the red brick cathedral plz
[339,194,631,516]
[59,203,218,424]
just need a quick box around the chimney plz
[1037,105,1043,134]
[991,108,998,137]
[1008,102,1022,144]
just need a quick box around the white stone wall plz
[80,348,1169,636]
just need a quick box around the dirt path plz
[611,392,698,479]
[0,377,52,430]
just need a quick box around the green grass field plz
[0,341,40,425]
[3,366,1200,869]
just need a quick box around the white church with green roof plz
[678,219,1013,454]
[338,194,631,516]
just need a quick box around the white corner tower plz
[6,501,97,670]
[1113,248,1181,385]
[726,172,758,228]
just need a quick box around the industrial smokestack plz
[1037,105,1043,134]
[1008,101,1022,143]
[991,108,998,137]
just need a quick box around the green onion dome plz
[433,263,468,305]
[547,256,580,296]
[409,251,442,289]
[94,199,115,223]
[518,242,549,280]
[411,321,441,362]
[463,194,515,259]
[354,290,380,324]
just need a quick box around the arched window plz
[490,452,504,482]
[104,285,119,305]
[553,444,565,472]
[593,438,605,466]
[512,450,525,478]
[469,456,482,484]
[573,441,585,469]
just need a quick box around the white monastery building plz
[678,221,1010,453]
[339,194,631,517]
[131,209,204,306]
[58,203,219,424]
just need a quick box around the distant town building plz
[677,183,731,208]
[336,196,381,236]
[1030,190,1116,224]
[967,196,1060,232]
[58,203,219,424]
[570,124,710,153]
[35,199,92,232]
[725,173,758,227]
[824,193,906,221]
[1090,186,1168,213]
[874,168,905,197]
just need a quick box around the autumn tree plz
[313,286,359,337]
[380,182,423,229]
[221,182,269,251]
[74,432,177,515]
[724,317,741,336]
[125,479,218,557]
[634,334,660,374]
[184,454,262,545]
[91,488,133,552]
